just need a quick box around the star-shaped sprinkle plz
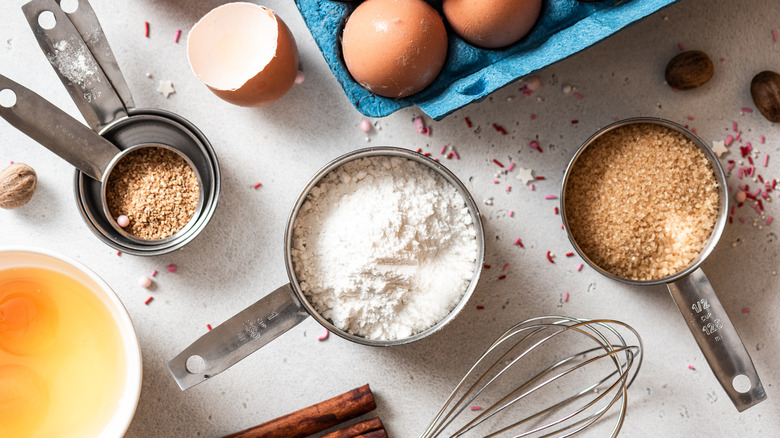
[515,167,534,185]
[711,140,728,157]
[157,80,175,98]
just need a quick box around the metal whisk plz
[421,316,643,438]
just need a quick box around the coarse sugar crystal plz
[564,123,719,281]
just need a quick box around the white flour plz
[291,156,478,341]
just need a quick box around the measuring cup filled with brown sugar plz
[0,0,219,255]
[561,117,765,412]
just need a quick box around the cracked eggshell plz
[187,2,299,107]
[443,0,542,49]
[341,0,448,99]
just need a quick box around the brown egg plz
[187,2,299,107]
[443,0,542,49]
[341,0,448,98]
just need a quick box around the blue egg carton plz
[294,0,680,120]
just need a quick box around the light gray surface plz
[1,0,778,436]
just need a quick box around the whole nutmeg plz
[751,70,780,123]
[665,50,714,90]
[0,162,38,209]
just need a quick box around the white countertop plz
[2,0,779,436]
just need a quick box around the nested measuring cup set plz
[1,0,764,413]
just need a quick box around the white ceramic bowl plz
[0,247,142,437]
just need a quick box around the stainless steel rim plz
[284,147,486,346]
[560,117,728,286]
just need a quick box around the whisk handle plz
[667,268,766,412]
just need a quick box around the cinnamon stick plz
[356,430,387,438]
[222,384,376,438]
[321,417,384,438]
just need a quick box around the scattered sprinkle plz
[207,324,212,331]
[503,263,510,270]
[452,149,460,160]
[577,263,583,271]
[470,406,483,411]
[151,269,158,277]
[509,210,514,217]
[725,135,734,146]
[139,275,152,288]
[688,365,695,370]
[760,135,766,144]
[440,145,447,154]
[514,238,524,247]
[563,291,569,302]
[529,140,542,152]
[360,119,372,133]
[764,154,769,167]
[144,21,149,38]
[253,182,263,189]
[573,92,584,99]
[768,216,774,226]
[571,120,579,124]
[497,275,507,280]
[493,123,507,135]
[733,121,738,132]
[742,308,750,313]
[565,252,574,257]
[530,183,535,191]
[174,29,181,43]
[741,107,753,113]
[476,305,484,310]
[544,195,557,200]
[554,207,559,215]
[505,186,511,192]
[414,116,426,134]
[546,251,555,263]
[677,42,685,51]
[167,264,177,273]
[493,159,505,168]
[465,117,472,128]
[116,251,122,256]
[144,296,154,305]
[483,264,491,269]
[317,329,329,341]
[507,162,516,172]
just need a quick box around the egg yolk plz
[0,289,58,356]
[0,365,50,436]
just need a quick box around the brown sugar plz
[564,123,719,281]
[106,146,200,240]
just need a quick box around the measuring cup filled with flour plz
[560,118,765,412]
[169,147,484,390]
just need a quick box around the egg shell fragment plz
[187,2,299,107]
[341,0,448,99]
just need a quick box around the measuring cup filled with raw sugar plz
[560,117,765,412]
[2,0,220,255]
[168,147,486,390]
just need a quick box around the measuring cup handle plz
[667,268,766,412]
[167,284,310,391]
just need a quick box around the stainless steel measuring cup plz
[168,147,486,390]
[1,0,220,255]
[560,117,765,412]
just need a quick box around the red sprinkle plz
[483,264,491,269]
[513,238,524,247]
[573,92,583,99]
[253,182,263,189]
[554,207,559,215]
[493,123,507,135]
[167,264,177,273]
[742,308,750,313]
[546,251,554,263]
[535,176,546,180]
[144,296,154,305]
[476,306,484,310]
[677,42,685,51]
[207,324,212,331]
[503,263,510,270]
[498,275,507,280]
[565,252,574,257]
[571,120,579,124]
[493,159,505,168]
[465,117,472,128]
[144,21,150,38]
[116,251,122,256]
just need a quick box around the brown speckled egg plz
[341,0,448,98]
[443,0,542,49]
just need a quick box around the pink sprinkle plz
[167,264,177,273]
[720,57,725,62]
[151,269,158,277]
[764,154,769,167]
[207,324,212,331]
[493,159,505,168]
[741,107,753,113]
[513,237,524,247]
[728,162,735,171]
[742,308,750,314]
[144,21,149,38]
[174,29,181,43]
[531,114,536,120]
[530,140,541,152]
[687,116,694,121]
[253,182,263,189]
[317,329,329,341]
[360,119,372,132]
[493,180,499,184]
[414,116,425,134]
[506,186,511,192]
[677,42,685,51]
[503,263,510,270]
[774,29,778,43]
[563,292,569,302]
[509,210,514,217]
[529,183,535,191]
[733,121,738,132]
[144,296,154,305]
[740,217,746,223]
[768,216,774,226]
[470,406,482,411]
[544,195,557,200]
[692,128,697,134]
[573,92,583,99]
[425,126,431,136]
[452,149,460,160]
[507,163,516,172]
[465,117,472,128]
[760,135,766,143]
[688,365,695,370]
[725,135,734,146]
[440,145,447,154]
[577,263,583,272]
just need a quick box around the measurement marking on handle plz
[236,312,281,343]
